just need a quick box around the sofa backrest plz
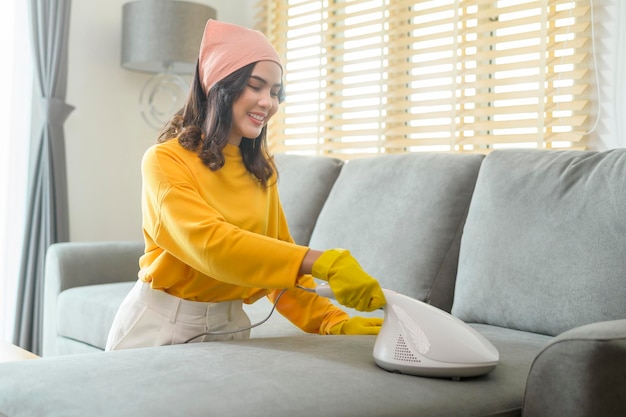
[275,154,344,246]
[452,149,626,336]
[307,152,484,312]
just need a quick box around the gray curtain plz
[13,0,74,355]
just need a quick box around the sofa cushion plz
[453,149,626,336]
[308,152,484,311]
[274,154,344,245]
[57,281,135,350]
[43,241,145,356]
[0,327,551,417]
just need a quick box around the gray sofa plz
[1,149,625,417]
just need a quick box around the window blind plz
[256,0,594,157]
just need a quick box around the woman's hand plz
[311,248,386,312]
[329,316,383,335]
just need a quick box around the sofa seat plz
[57,282,135,352]
[0,327,551,417]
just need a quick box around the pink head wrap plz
[198,20,283,95]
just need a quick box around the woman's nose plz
[258,90,273,109]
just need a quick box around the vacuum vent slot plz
[393,335,421,363]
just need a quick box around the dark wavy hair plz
[158,61,283,187]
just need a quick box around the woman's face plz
[228,61,283,146]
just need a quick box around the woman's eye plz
[248,84,261,91]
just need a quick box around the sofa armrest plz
[43,241,144,356]
[522,319,626,417]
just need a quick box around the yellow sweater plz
[138,139,348,334]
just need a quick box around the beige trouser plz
[106,280,251,351]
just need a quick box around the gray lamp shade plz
[121,0,217,74]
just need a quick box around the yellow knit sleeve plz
[266,197,349,334]
[268,278,349,335]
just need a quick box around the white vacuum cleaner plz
[315,285,499,379]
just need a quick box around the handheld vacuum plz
[315,285,499,379]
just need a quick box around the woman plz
[106,20,385,351]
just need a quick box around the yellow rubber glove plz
[329,317,383,335]
[312,248,386,312]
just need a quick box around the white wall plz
[65,0,625,243]
[65,0,256,242]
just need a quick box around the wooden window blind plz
[256,0,595,157]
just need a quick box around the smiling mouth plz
[248,113,266,123]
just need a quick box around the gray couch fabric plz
[453,149,626,336]
[2,149,624,417]
[57,282,135,350]
[309,152,484,311]
[522,319,626,417]
[42,241,145,356]
[0,327,550,417]
[274,154,344,245]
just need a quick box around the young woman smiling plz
[106,20,385,351]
